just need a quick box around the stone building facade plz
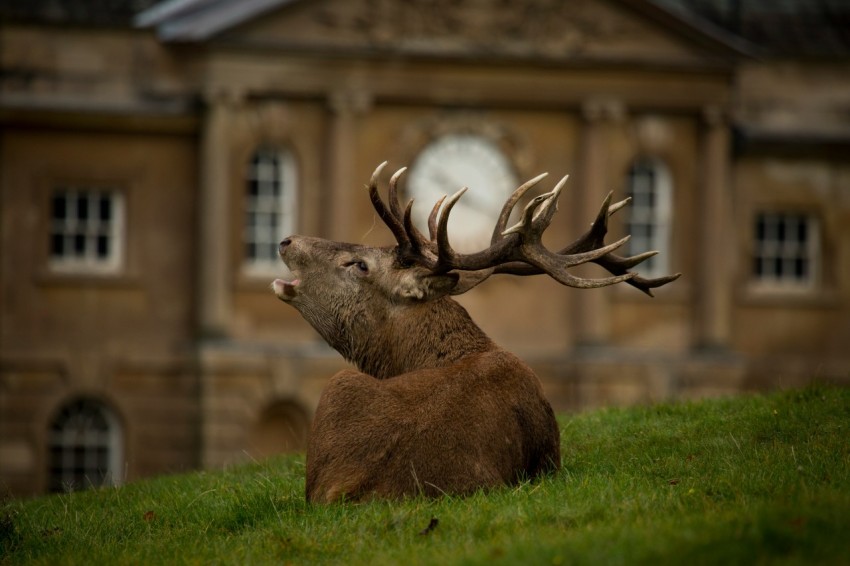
[1,0,848,496]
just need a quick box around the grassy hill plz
[2,384,849,565]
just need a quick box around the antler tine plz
[367,161,411,248]
[388,167,407,220]
[435,187,470,269]
[402,198,439,264]
[631,272,683,297]
[594,252,683,297]
[608,196,631,216]
[529,174,568,233]
[427,195,447,241]
[502,192,552,238]
[501,175,566,244]
[492,172,548,243]
[554,190,615,256]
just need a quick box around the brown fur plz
[273,235,561,503]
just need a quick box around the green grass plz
[2,384,849,565]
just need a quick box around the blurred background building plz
[1,0,848,496]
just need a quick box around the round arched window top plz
[48,397,123,492]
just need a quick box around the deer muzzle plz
[272,277,300,300]
[272,237,301,300]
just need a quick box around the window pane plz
[97,235,109,258]
[99,196,112,221]
[797,218,807,242]
[74,234,86,255]
[52,194,67,220]
[77,197,89,221]
[632,190,651,208]
[755,215,765,241]
[266,242,278,261]
[51,233,64,256]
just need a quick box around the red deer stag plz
[272,162,680,503]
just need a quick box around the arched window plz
[48,398,123,492]
[244,147,298,274]
[624,158,672,277]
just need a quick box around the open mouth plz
[271,277,301,300]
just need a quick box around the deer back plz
[305,350,560,502]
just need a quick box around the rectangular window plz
[49,189,124,273]
[243,148,297,275]
[752,212,819,288]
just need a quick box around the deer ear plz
[394,271,459,302]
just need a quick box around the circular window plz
[407,134,518,252]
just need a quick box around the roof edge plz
[619,0,762,59]
[135,0,298,40]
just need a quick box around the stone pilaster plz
[325,90,372,241]
[198,89,240,338]
[694,106,733,351]
[573,99,624,347]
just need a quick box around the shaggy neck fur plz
[314,297,495,379]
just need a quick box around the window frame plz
[623,158,672,279]
[750,211,820,292]
[47,398,124,493]
[48,187,126,275]
[242,146,298,277]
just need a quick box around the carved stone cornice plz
[313,0,644,59]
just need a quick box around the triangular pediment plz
[204,0,741,67]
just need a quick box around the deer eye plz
[344,260,369,275]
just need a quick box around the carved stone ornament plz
[313,0,643,59]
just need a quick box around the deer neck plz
[345,297,495,379]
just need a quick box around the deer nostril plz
[279,238,292,255]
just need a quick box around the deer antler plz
[367,162,682,296]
